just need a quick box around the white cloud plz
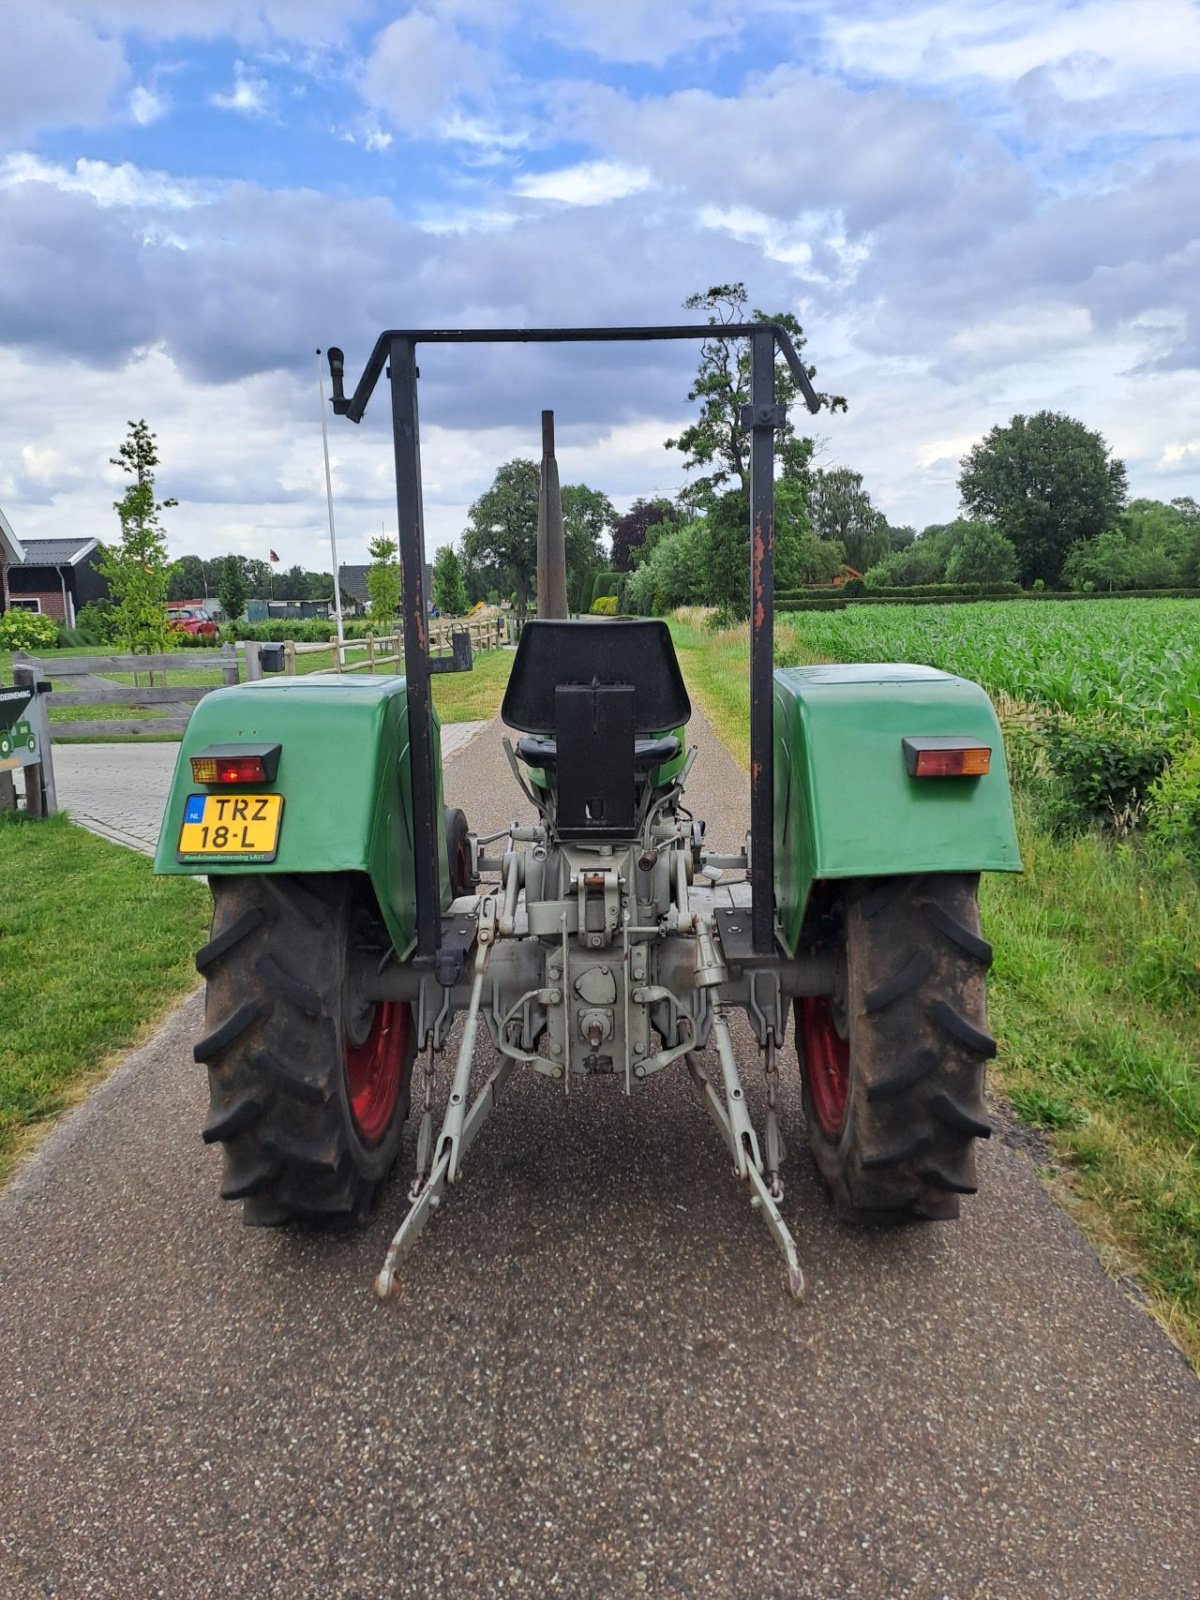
[0,7,126,138]
[534,0,744,65]
[361,12,491,135]
[514,161,652,206]
[211,60,271,117]
[0,153,210,211]
[698,204,871,285]
[129,83,169,125]
[86,0,371,46]
[818,0,1200,90]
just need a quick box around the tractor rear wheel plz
[444,805,472,897]
[795,873,995,1221]
[193,873,415,1227]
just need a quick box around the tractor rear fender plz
[773,664,1021,957]
[153,672,450,958]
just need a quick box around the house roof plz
[338,563,370,603]
[339,561,435,605]
[0,505,25,565]
[19,536,99,567]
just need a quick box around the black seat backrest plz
[554,683,636,836]
[501,619,691,735]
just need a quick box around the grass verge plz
[0,812,211,1185]
[669,612,1200,1365]
[432,644,513,723]
[4,643,513,739]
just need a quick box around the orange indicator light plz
[902,738,991,778]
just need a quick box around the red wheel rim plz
[345,1001,409,1146]
[799,996,850,1138]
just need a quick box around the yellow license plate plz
[178,793,284,861]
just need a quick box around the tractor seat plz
[501,619,692,838]
[516,732,681,771]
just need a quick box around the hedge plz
[778,587,1200,613]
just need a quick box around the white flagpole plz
[316,348,346,652]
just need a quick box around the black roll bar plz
[327,324,824,965]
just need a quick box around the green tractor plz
[155,324,1020,1298]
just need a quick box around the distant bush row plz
[778,586,1200,613]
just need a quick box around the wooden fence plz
[320,615,507,674]
[12,647,239,739]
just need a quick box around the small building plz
[4,535,109,625]
[266,598,331,621]
[0,505,24,612]
[337,564,370,616]
[338,561,434,617]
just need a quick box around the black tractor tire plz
[444,805,473,897]
[193,872,415,1228]
[795,873,995,1221]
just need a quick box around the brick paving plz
[50,720,486,856]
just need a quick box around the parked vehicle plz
[166,606,219,638]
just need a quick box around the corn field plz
[779,599,1200,722]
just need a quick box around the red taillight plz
[902,737,991,778]
[191,754,267,784]
[190,743,280,785]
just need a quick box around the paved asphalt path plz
[3,714,1199,1599]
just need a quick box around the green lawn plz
[0,812,211,1183]
[670,612,1200,1365]
[2,642,514,739]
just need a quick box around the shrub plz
[76,600,121,643]
[1148,738,1200,865]
[1038,712,1173,832]
[589,595,618,616]
[224,618,337,643]
[0,610,59,651]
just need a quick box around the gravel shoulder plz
[2,712,1198,1599]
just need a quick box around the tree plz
[99,419,176,655]
[665,283,846,613]
[561,484,615,610]
[367,533,402,621]
[167,554,207,601]
[808,468,889,573]
[699,491,751,616]
[863,521,971,587]
[944,522,1019,585]
[243,558,273,599]
[462,458,539,622]
[432,543,469,616]
[624,522,706,615]
[775,475,843,587]
[665,282,845,507]
[279,563,309,599]
[958,411,1127,587]
[611,498,675,572]
[218,554,248,622]
[1061,530,1135,592]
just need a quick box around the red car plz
[166,607,220,638]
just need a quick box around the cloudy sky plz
[2,0,1198,573]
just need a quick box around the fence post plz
[367,634,376,673]
[220,642,239,686]
[244,643,262,681]
[284,639,297,675]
